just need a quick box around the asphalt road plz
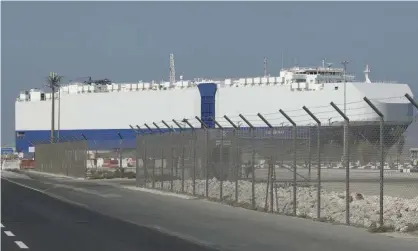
[0,178,218,251]
[2,170,418,251]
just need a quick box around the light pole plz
[47,72,62,143]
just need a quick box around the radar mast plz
[364,64,371,83]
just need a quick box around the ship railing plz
[15,76,403,103]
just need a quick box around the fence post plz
[129,124,139,178]
[239,114,256,210]
[162,120,175,189]
[308,129,312,181]
[135,125,145,134]
[405,94,418,167]
[191,122,197,197]
[405,94,418,109]
[224,115,239,203]
[302,106,322,220]
[257,113,275,213]
[405,95,418,165]
[363,97,385,227]
[182,119,195,195]
[173,119,184,192]
[279,109,297,216]
[144,123,154,188]
[117,132,123,176]
[81,133,88,178]
[405,94,418,128]
[130,125,139,181]
[177,119,192,193]
[136,125,148,183]
[195,116,209,198]
[133,125,143,187]
[129,125,138,134]
[330,102,350,224]
[153,122,164,190]
[210,117,224,201]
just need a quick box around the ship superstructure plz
[18,61,357,100]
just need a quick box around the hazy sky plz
[2,1,418,145]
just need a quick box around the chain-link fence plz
[34,140,88,178]
[32,94,418,232]
[33,135,137,179]
[134,123,418,228]
[85,138,137,179]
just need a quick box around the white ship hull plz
[15,81,414,153]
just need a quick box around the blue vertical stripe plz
[197,83,217,128]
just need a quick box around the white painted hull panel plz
[15,82,414,131]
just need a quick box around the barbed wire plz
[134,99,412,133]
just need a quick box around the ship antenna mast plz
[169,53,176,87]
[264,56,268,78]
[364,64,372,83]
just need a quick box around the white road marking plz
[15,241,29,249]
[4,230,15,236]
[1,222,29,249]
[121,186,196,199]
[1,223,4,228]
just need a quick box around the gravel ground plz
[145,178,418,232]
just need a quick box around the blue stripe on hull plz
[15,123,409,154]
[15,128,171,153]
[15,126,309,153]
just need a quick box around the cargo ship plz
[15,56,414,157]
